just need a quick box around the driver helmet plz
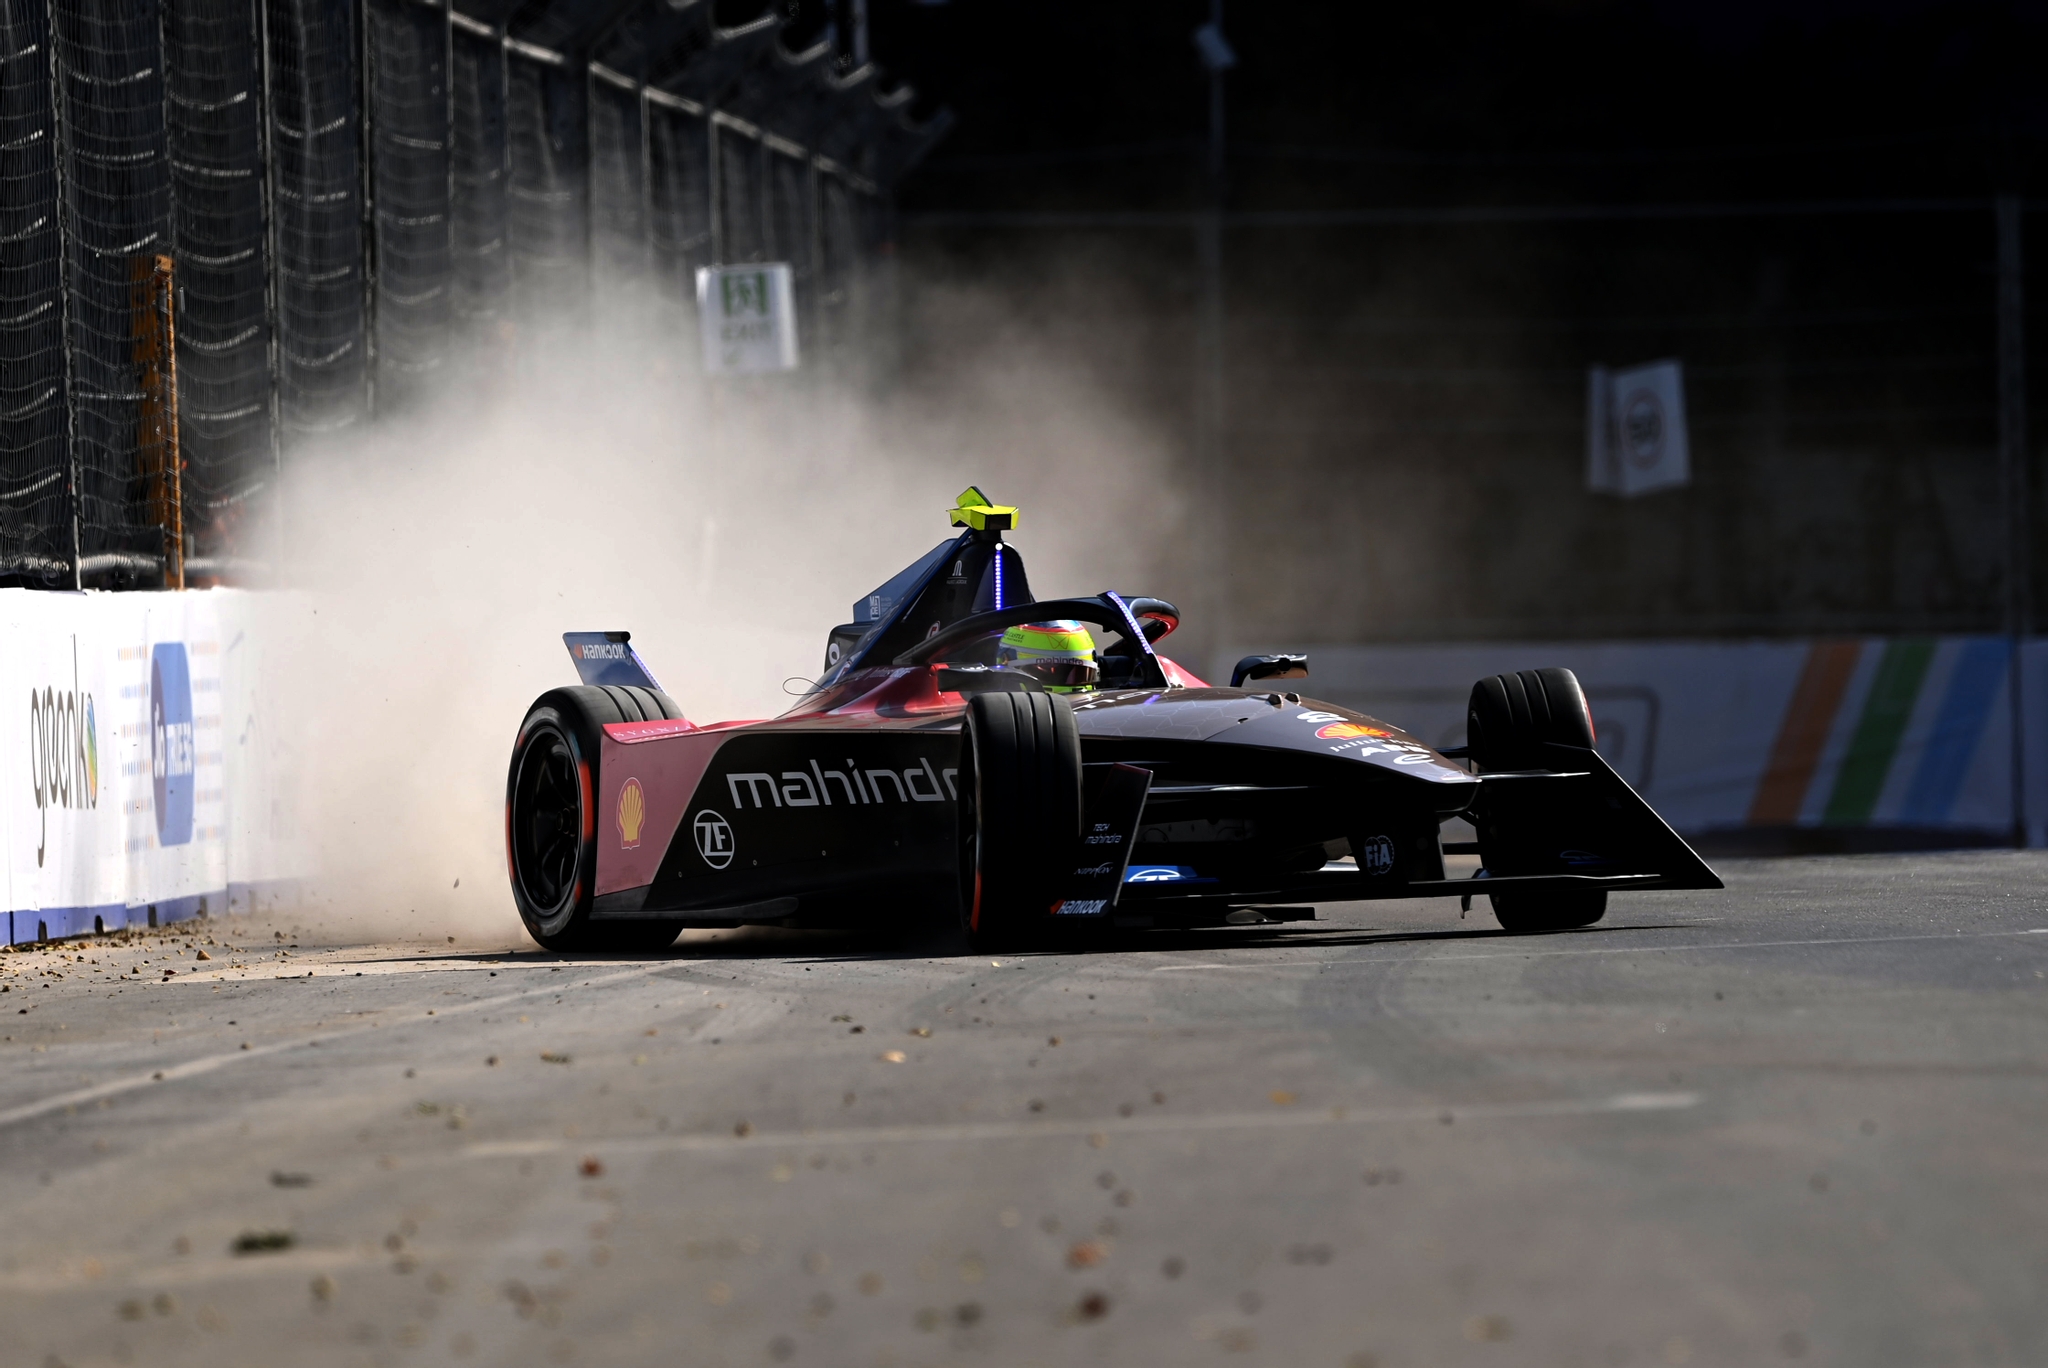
[997,620,1099,693]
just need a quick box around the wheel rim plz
[512,723,583,927]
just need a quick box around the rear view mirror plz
[1231,653,1308,688]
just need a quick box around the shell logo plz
[616,777,646,849]
[1316,722,1392,741]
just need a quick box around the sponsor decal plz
[1072,862,1116,878]
[723,757,957,810]
[579,642,627,660]
[29,642,99,868]
[150,643,195,847]
[1125,865,1198,883]
[693,810,735,869]
[1296,711,1345,724]
[1052,898,1109,917]
[1316,721,1392,742]
[617,777,646,849]
[1357,834,1396,875]
[1560,849,1613,868]
[1083,823,1123,846]
[604,718,695,744]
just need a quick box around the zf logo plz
[693,810,735,869]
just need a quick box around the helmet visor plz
[1008,655,1099,692]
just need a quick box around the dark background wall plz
[874,0,2047,652]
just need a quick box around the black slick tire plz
[1467,667,1608,933]
[1488,887,1607,933]
[957,690,1082,951]
[507,685,689,953]
[1466,667,1595,771]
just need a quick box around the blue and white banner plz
[0,589,302,943]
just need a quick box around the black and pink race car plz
[505,489,1719,951]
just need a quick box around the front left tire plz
[508,686,688,953]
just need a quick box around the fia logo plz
[693,810,735,869]
[1358,834,1396,876]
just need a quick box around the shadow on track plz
[349,916,1703,972]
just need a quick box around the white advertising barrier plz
[1,588,302,944]
[1219,637,2048,842]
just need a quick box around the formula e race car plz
[505,488,1721,951]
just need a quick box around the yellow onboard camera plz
[948,485,1018,533]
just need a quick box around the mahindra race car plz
[506,488,1720,951]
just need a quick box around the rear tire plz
[507,685,688,953]
[957,691,1082,950]
[1489,888,1606,932]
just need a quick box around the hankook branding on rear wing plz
[723,757,958,809]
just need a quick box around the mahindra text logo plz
[724,757,958,810]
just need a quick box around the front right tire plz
[957,690,1082,950]
[1488,888,1607,932]
[1466,667,1609,934]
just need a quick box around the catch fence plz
[0,0,940,589]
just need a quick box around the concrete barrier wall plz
[1220,637,2048,844]
[1,589,301,943]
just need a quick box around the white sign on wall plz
[695,263,799,375]
[1587,358,1690,497]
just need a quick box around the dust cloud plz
[265,280,1190,947]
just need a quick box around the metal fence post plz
[41,0,80,589]
[254,0,284,580]
[637,84,653,280]
[707,108,722,264]
[356,0,377,420]
[1196,0,1231,648]
[1997,193,2030,847]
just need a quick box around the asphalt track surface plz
[3,852,2046,1368]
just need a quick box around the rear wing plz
[563,632,663,690]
